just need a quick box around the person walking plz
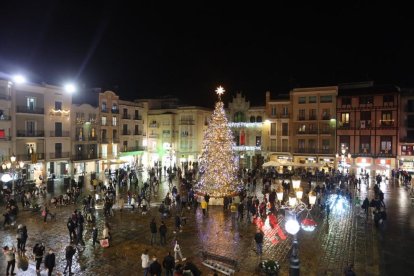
[162,251,175,276]
[63,242,76,275]
[141,249,150,276]
[44,249,56,276]
[149,256,162,276]
[33,242,45,273]
[254,229,264,256]
[159,221,167,246]
[2,246,16,276]
[150,218,157,245]
[92,226,98,247]
[174,240,186,263]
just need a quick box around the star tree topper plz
[215,86,225,100]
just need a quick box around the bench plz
[201,251,239,275]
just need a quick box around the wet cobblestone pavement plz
[1,175,413,275]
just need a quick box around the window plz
[341,113,350,126]
[298,97,306,104]
[55,101,62,110]
[359,96,373,105]
[27,97,36,110]
[320,95,332,103]
[380,136,392,153]
[309,109,317,120]
[101,116,107,126]
[112,116,117,126]
[256,116,262,122]
[322,109,330,120]
[342,97,351,106]
[339,136,350,150]
[256,136,262,147]
[383,95,394,105]
[270,123,276,135]
[270,139,276,151]
[250,116,256,123]
[360,136,370,153]
[298,109,305,120]
[381,111,393,126]
[271,106,276,116]
[282,123,288,136]
[309,96,317,103]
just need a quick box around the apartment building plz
[265,91,291,163]
[290,86,337,169]
[71,103,99,177]
[98,91,120,172]
[119,99,148,169]
[398,89,414,172]
[227,93,267,169]
[337,82,399,177]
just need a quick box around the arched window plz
[250,116,256,122]
[234,112,245,122]
[256,116,262,122]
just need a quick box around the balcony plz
[72,153,98,161]
[122,114,131,120]
[122,130,131,135]
[16,153,44,162]
[16,130,45,137]
[134,115,142,120]
[180,119,195,125]
[50,131,70,137]
[0,115,11,121]
[49,152,70,159]
[16,106,44,114]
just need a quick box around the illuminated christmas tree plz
[196,86,239,197]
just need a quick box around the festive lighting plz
[196,89,239,197]
[285,219,300,235]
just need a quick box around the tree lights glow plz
[196,87,239,197]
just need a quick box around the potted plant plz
[260,259,280,276]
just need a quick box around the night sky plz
[0,1,412,107]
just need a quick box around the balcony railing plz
[16,153,44,161]
[49,152,70,159]
[180,120,195,125]
[121,146,147,152]
[50,131,70,137]
[16,130,45,137]
[16,106,44,114]
[0,115,11,121]
[72,154,98,161]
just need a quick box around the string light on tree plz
[196,86,240,197]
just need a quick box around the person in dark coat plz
[162,252,175,276]
[44,249,56,276]
[149,256,162,276]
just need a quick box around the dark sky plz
[0,1,413,107]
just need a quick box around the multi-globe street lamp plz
[276,177,317,276]
[1,154,25,195]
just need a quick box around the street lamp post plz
[1,154,25,195]
[276,177,317,276]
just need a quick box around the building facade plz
[337,83,399,177]
[265,91,291,165]
[226,93,267,169]
[290,86,337,170]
